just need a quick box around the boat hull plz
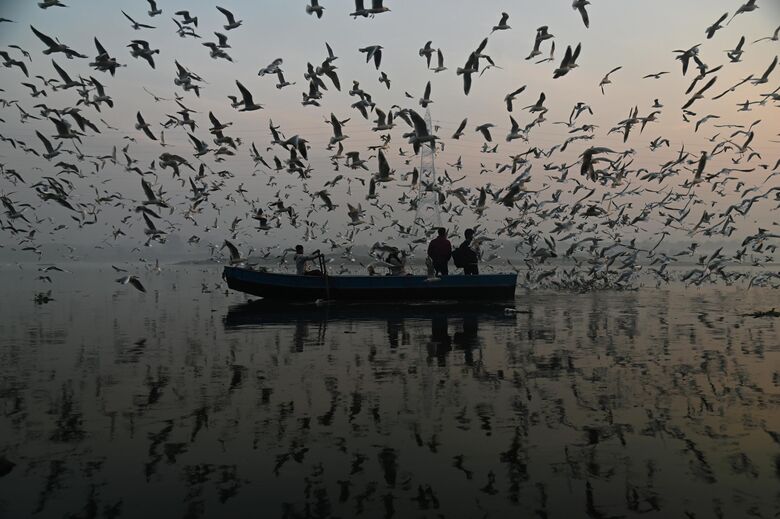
[223,267,517,301]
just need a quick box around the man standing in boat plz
[454,228,479,275]
[427,228,452,276]
[294,245,322,276]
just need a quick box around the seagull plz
[419,41,435,68]
[475,123,495,142]
[599,66,622,94]
[367,0,390,16]
[378,71,391,89]
[122,10,155,30]
[451,118,467,139]
[431,48,447,73]
[174,10,198,27]
[359,45,383,69]
[682,76,717,110]
[36,130,62,160]
[38,0,66,8]
[524,92,547,113]
[674,44,701,76]
[30,26,86,59]
[727,36,747,62]
[216,6,242,30]
[553,43,581,79]
[504,85,526,111]
[135,112,157,141]
[128,40,159,69]
[306,0,324,18]
[0,51,28,77]
[491,12,510,33]
[753,25,780,44]
[328,112,348,145]
[643,71,669,79]
[419,81,433,108]
[728,0,758,25]
[147,0,162,16]
[116,275,146,292]
[751,55,777,85]
[456,52,479,95]
[258,58,283,76]
[705,13,728,39]
[572,0,590,28]
[235,81,263,111]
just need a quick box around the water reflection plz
[0,266,778,519]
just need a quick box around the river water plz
[0,264,778,518]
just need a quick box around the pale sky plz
[0,0,779,258]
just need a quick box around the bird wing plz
[36,130,53,153]
[94,37,107,56]
[235,80,253,105]
[216,6,235,24]
[30,25,57,48]
[51,59,72,83]
[761,55,778,80]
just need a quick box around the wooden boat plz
[223,266,517,301]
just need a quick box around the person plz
[293,245,322,276]
[427,227,452,276]
[456,228,479,275]
[385,249,407,276]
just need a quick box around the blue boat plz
[223,266,517,301]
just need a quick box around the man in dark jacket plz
[456,228,479,275]
[427,227,452,276]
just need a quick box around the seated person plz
[293,245,322,276]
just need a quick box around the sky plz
[0,0,779,261]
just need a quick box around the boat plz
[223,266,517,301]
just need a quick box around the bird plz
[127,40,159,69]
[475,123,495,142]
[359,45,383,69]
[216,6,242,30]
[729,0,758,25]
[30,26,87,59]
[705,13,728,39]
[419,41,435,68]
[175,10,198,26]
[598,66,622,94]
[451,118,468,139]
[751,55,777,85]
[0,51,28,77]
[431,48,447,73]
[258,58,283,76]
[553,44,581,79]
[135,112,157,141]
[116,275,146,293]
[682,76,717,110]
[491,12,510,33]
[643,71,669,80]
[753,25,780,44]
[38,0,66,8]
[727,36,747,62]
[235,81,263,111]
[572,0,590,28]
[121,10,155,30]
[146,0,162,16]
[456,52,479,95]
[419,81,433,108]
[306,0,324,18]
[504,85,526,111]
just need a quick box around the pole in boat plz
[414,107,441,232]
[319,252,330,300]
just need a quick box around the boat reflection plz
[224,300,520,361]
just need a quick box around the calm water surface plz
[0,265,778,518]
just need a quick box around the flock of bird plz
[0,0,779,294]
